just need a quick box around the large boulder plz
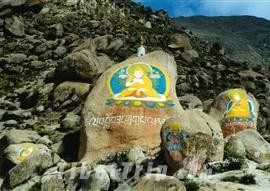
[79,51,184,163]
[55,49,113,82]
[168,33,192,50]
[208,89,259,137]
[161,109,224,173]
[229,129,270,163]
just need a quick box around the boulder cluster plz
[1,0,270,191]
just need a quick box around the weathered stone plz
[225,135,246,158]
[4,143,49,165]
[133,174,186,191]
[106,39,124,51]
[1,53,27,64]
[233,129,270,163]
[178,95,202,110]
[6,150,53,188]
[56,49,112,81]
[73,38,96,53]
[79,51,184,163]
[168,33,192,50]
[94,35,113,50]
[128,147,147,165]
[83,165,110,191]
[161,109,224,173]
[61,112,81,130]
[41,168,65,191]
[4,16,25,37]
[11,176,40,191]
[66,0,79,6]
[5,129,41,144]
[208,88,259,137]
[54,81,91,99]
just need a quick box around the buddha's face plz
[134,70,144,78]
[232,94,241,102]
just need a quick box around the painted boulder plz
[208,89,259,137]
[161,110,224,173]
[79,51,184,163]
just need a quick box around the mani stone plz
[208,88,259,137]
[161,110,224,173]
[79,50,184,163]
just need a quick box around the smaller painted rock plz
[161,110,224,174]
[208,88,259,137]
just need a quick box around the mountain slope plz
[175,16,270,66]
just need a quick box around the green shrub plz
[184,180,200,191]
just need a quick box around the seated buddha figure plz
[115,64,162,100]
[224,89,255,120]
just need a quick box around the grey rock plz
[66,0,79,6]
[11,176,40,191]
[178,95,202,109]
[0,0,26,9]
[128,147,147,165]
[2,53,27,64]
[84,165,110,191]
[62,112,80,130]
[3,120,18,127]
[4,143,49,165]
[5,129,41,144]
[115,183,131,191]
[41,168,65,191]
[57,49,112,81]
[7,150,53,188]
[30,60,44,70]
[94,35,113,50]
[225,135,246,158]
[106,39,124,51]
[4,16,25,36]
[54,46,67,57]
[133,174,186,191]
[0,99,19,110]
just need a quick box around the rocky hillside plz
[1,0,270,190]
[175,16,270,66]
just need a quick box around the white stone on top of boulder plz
[5,129,41,144]
[79,50,184,163]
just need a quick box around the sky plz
[133,0,270,20]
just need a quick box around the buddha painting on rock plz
[115,64,166,101]
[106,62,174,108]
